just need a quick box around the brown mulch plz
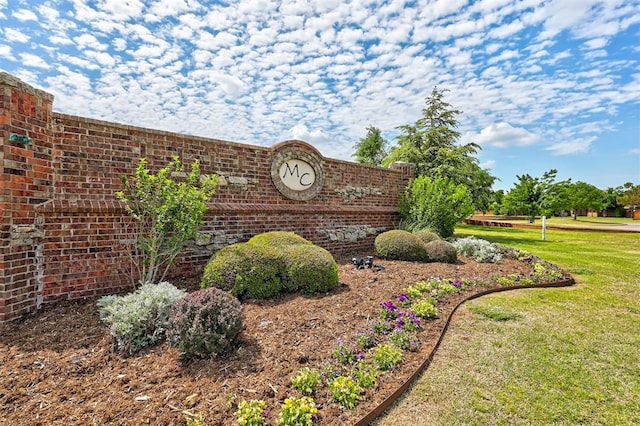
[0,255,535,425]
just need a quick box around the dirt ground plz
[1,254,539,425]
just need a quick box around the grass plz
[484,215,637,227]
[375,224,640,426]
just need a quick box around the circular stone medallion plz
[271,142,324,201]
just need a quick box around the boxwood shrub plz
[201,243,285,299]
[374,230,427,261]
[201,231,338,299]
[424,239,458,263]
[413,229,441,244]
[285,244,339,294]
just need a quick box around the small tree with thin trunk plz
[117,156,217,285]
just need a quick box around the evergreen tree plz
[352,125,388,166]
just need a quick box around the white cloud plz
[480,160,496,170]
[12,9,38,21]
[545,137,596,155]
[19,53,49,68]
[630,148,640,155]
[4,28,30,43]
[0,44,14,60]
[288,124,330,146]
[472,123,541,148]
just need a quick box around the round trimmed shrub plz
[167,287,243,358]
[413,229,441,244]
[424,239,458,263]
[374,230,427,261]
[201,243,285,299]
[247,231,312,248]
[285,244,338,294]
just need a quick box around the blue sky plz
[1,0,639,191]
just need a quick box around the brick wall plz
[0,72,413,322]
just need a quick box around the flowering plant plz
[291,368,323,396]
[373,343,403,371]
[235,399,268,426]
[332,338,362,365]
[329,376,363,409]
[279,397,317,426]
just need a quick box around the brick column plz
[0,72,54,321]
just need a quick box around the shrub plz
[453,236,503,263]
[167,287,243,358]
[291,368,323,396]
[247,231,312,248]
[329,376,363,409]
[279,396,318,426]
[284,244,338,294]
[97,282,186,355]
[413,229,441,244]
[201,243,285,299]
[373,344,403,371]
[403,175,474,239]
[374,230,427,261]
[117,156,217,285]
[235,399,267,426]
[424,239,458,263]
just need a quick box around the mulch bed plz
[1,254,540,425]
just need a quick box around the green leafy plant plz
[185,412,206,426]
[355,329,378,350]
[332,338,362,365]
[291,368,323,396]
[389,329,419,351]
[329,376,363,409]
[97,281,186,355]
[284,244,339,294]
[279,396,318,425]
[373,344,404,371]
[235,399,268,426]
[352,361,378,389]
[167,287,243,358]
[201,243,285,299]
[403,175,474,239]
[412,299,439,319]
[374,230,428,261]
[117,156,217,285]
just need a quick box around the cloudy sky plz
[1,0,639,191]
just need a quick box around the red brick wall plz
[0,72,412,321]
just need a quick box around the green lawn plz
[376,225,640,426]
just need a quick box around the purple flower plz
[356,352,365,360]
[263,410,269,418]
[453,279,462,288]
[381,301,397,311]
[397,293,409,302]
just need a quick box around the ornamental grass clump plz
[279,397,318,426]
[453,236,503,263]
[97,281,186,356]
[167,287,243,358]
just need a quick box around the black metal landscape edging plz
[353,276,576,425]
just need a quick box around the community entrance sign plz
[270,141,324,201]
